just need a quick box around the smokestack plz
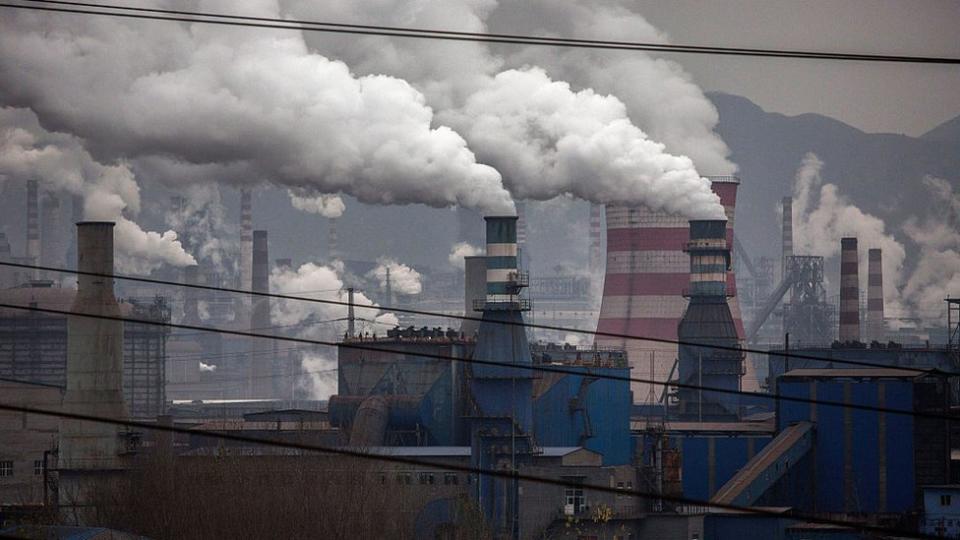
[59,222,128,475]
[182,265,201,326]
[589,203,603,273]
[0,232,11,289]
[239,189,253,291]
[26,180,40,279]
[781,197,793,278]
[839,237,860,343]
[346,287,355,338]
[41,192,64,281]
[677,219,743,419]
[462,256,486,336]
[249,230,273,397]
[595,176,744,402]
[867,248,885,343]
[384,266,393,306]
[516,201,528,268]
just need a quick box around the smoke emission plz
[0,107,195,274]
[165,184,237,275]
[902,176,960,320]
[288,190,346,219]
[368,259,423,296]
[448,242,483,269]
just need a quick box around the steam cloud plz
[165,184,237,274]
[288,190,346,219]
[368,259,423,296]
[0,107,195,274]
[902,177,960,320]
[448,242,483,269]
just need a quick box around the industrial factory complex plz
[0,177,958,539]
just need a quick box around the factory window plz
[34,460,43,476]
[616,481,624,489]
[942,494,953,506]
[396,472,412,485]
[564,487,585,514]
[444,473,458,485]
[0,461,12,477]
[419,472,435,485]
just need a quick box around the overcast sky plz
[630,0,960,136]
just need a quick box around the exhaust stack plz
[781,197,793,278]
[839,237,860,342]
[461,256,486,336]
[26,180,40,279]
[239,189,253,291]
[866,248,885,342]
[248,230,274,398]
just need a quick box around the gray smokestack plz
[781,197,793,278]
[26,180,40,279]
[239,189,253,291]
[182,265,201,326]
[0,232,11,289]
[839,237,860,342]
[327,216,339,259]
[867,248,885,343]
[41,192,64,280]
[462,255,486,336]
[248,230,273,398]
[60,222,128,475]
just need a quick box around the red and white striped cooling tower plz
[595,176,745,402]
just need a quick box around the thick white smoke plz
[902,177,960,321]
[442,68,724,219]
[288,190,346,219]
[791,153,907,318]
[368,259,423,296]
[448,242,483,269]
[298,351,339,400]
[0,107,195,274]
[0,0,514,215]
[164,184,237,274]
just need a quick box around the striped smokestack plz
[781,197,793,278]
[26,180,40,279]
[595,176,744,402]
[484,216,521,306]
[239,189,253,291]
[839,237,860,342]
[867,248,885,343]
[249,230,273,398]
[589,203,603,273]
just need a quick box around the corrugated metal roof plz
[781,368,921,378]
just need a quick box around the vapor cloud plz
[368,259,423,296]
[448,242,483,269]
[902,176,960,320]
[288,190,346,219]
[0,107,195,274]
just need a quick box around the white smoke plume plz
[442,68,725,219]
[198,361,217,373]
[0,0,514,215]
[902,176,960,320]
[288,190,346,219]
[298,351,339,400]
[448,242,483,269]
[165,184,237,274]
[0,107,195,274]
[791,153,907,318]
[368,259,423,296]
[270,261,397,340]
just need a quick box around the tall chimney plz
[239,189,253,291]
[516,201,528,268]
[866,248,885,343]
[839,237,860,342]
[781,197,793,278]
[249,230,273,397]
[0,232,11,289]
[346,287,356,339]
[588,203,604,274]
[462,256,487,336]
[182,265,201,326]
[26,180,40,279]
[41,192,64,280]
[59,222,128,475]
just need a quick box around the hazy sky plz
[631,0,960,136]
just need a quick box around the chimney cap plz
[841,237,858,247]
[483,215,518,221]
[75,221,116,227]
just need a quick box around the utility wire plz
[5,0,960,65]
[1,301,954,423]
[0,400,938,539]
[4,261,955,378]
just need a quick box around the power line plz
[4,0,959,65]
[3,260,954,377]
[1,301,953,422]
[0,400,938,539]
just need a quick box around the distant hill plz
[709,92,960,268]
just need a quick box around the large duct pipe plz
[461,256,486,336]
[60,222,128,473]
[867,248,885,343]
[249,230,273,398]
[596,176,744,401]
[26,180,40,279]
[239,189,253,291]
[839,237,860,342]
[781,197,793,278]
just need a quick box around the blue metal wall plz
[676,433,773,501]
[777,376,916,513]
[532,366,632,465]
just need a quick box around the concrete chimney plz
[59,222,128,476]
[248,230,273,398]
[839,237,860,342]
[867,248,885,343]
[41,192,65,280]
[461,255,487,336]
[26,180,40,279]
[327,216,339,259]
[239,189,253,291]
[588,203,603,274]
[182,265,201,326]
[0,232,11,289]
[781,197,793,278]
